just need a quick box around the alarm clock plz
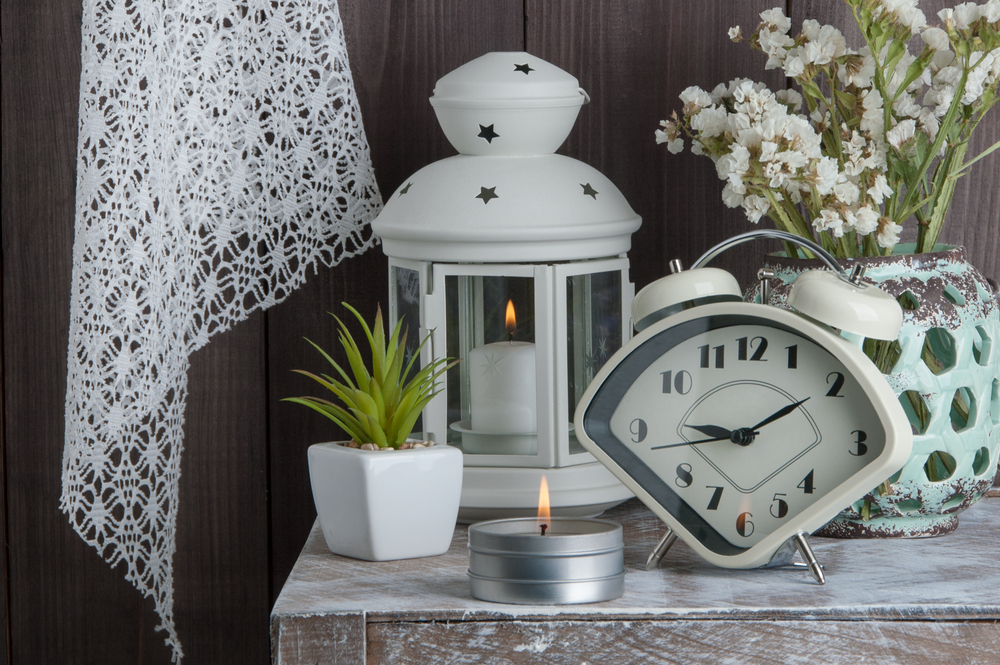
[574,230,913,583]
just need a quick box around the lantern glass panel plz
[566,270,623,423]
[392,265,424,430]
[445,274,535,449]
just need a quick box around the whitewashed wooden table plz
[271,497,1000,664]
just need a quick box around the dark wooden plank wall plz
[2,1,996,663]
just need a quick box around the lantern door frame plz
[388,256,633,469]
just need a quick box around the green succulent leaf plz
[287,303,458,446]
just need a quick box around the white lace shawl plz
[61,1,381,659]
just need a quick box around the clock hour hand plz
[750,397,811,431]
[683,424,733,440]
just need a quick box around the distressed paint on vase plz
[753,245,1000,537]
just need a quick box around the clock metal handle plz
[691,230,862,286]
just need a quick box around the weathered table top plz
[271,498,1000,664]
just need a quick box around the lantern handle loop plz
[691,230,861,284]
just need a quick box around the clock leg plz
[644,529,678,571]
[793,532,826,585]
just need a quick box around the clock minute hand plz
[750,397,811,431]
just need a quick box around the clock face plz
[581,312,888,557]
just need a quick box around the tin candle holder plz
[467,517,624,604]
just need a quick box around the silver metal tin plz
[468,571,625,605]
[467,517,624,605]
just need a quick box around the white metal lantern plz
[372,52,641,521]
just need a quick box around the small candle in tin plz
[467,476,624,604]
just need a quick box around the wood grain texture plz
[265,0,525,603]
[271,613,365,665]
[272,497,1000,621]
[272,497,1000,664]
[175,313,270,663]
[527,0,791,290]
[0,0,174,662]
[367,619,1000,665]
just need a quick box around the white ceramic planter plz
[307,442,464,561]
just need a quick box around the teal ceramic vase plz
[756,245,999,537]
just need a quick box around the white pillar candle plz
[469,341,537,434]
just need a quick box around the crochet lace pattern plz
[61,1,381,659]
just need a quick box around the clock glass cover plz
[583,313,886,556]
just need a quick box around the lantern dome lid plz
[431,51,586,107]
[429,52,589,156]
[372,154,641,263]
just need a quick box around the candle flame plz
[505,300,516,338]
[537,475,550,535]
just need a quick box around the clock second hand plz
[650,433,749,450]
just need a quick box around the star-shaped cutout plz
[514,63,534,75]
[478,124,499,143]
[581,183,599,199]
[399,182,413,195]
[476,186,498,204]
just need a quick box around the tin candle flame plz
[537,475,550,535]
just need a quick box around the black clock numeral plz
[661,370,692,394]
[706,486,724,510]
[826,371,845,397]
[675,463,693,488]
[786,345,798,369]
[798,469,816,494]
[699,344,725,369]
[850,430,868,456]
[630,419,647,443]
[737,336,768,361]
[736,512,754,537]
[770,493,789,518]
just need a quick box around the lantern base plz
[457,462,633,524]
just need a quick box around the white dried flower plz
[784,53,806,78]
[880,0,926,33]
[854,205,881,235]
[867,174,894,205]
[876,217,903,248]
[893,90,923,118]
[984,0,1000,23]
[814,208,847,237]
[743,194,771,223]
[680,86,714,114]
[887,118,917,148]
[775,88,804,112]
[839,49,877,88]
[860,89,885,134]
[939,7,955,28]
[918,108,940,141]
[722,180,746,207]
[729,26,742,40]
[962,51,997,104]
[690,105,728,137]
[921,27,951,52]
[760,7,792,33]
[813,157,840,194]
[834,178,861,205]
[802,24,847,65]
[759,27,795,69]
[953,2,981,29]
[801,19,822,41]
